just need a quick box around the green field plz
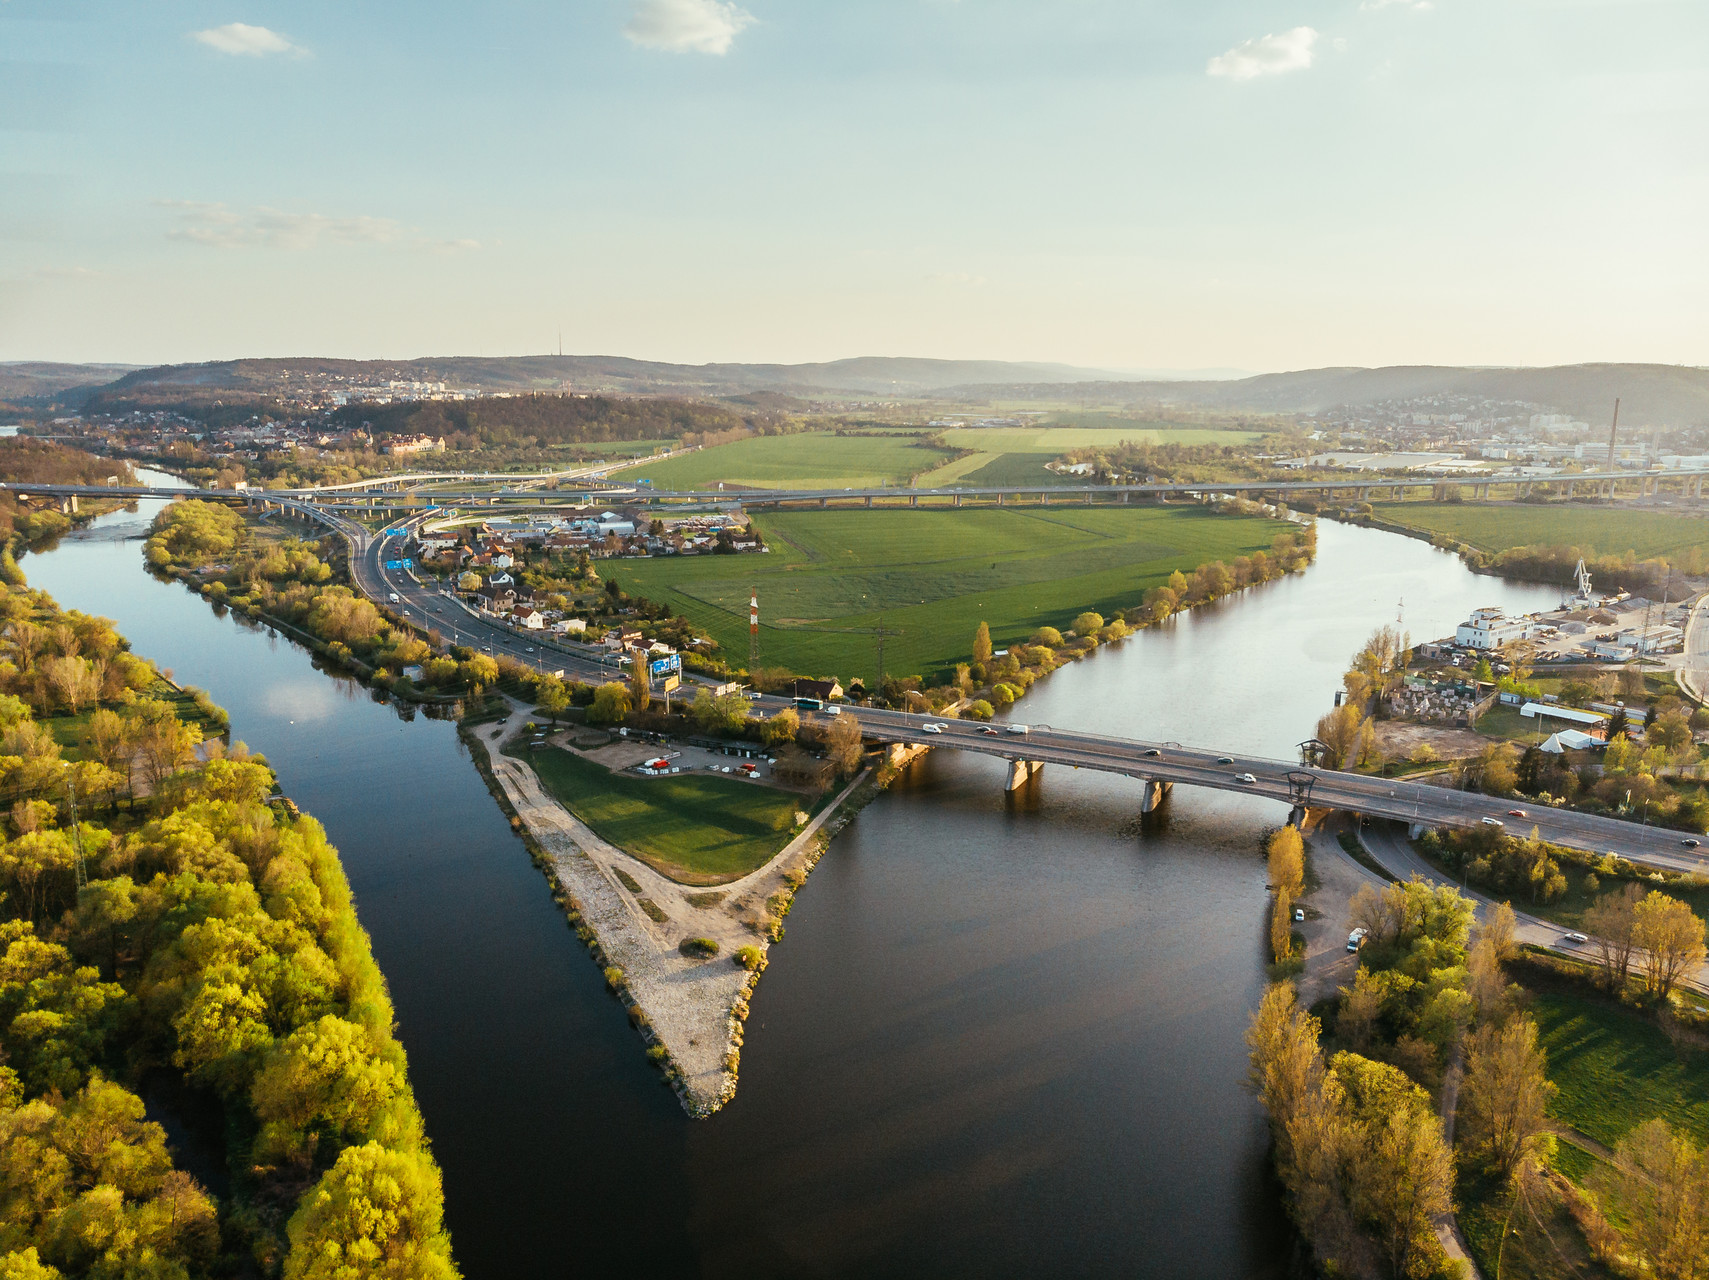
[1374,501,1709,559]
[520,746,803,884]
[1533,987,1709,1150]
[914,425,1266,490]
[627,433,953,490]
[604,505,1284,681]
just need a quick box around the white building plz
[1455,607,1534,650]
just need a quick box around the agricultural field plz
[915,425,1266,489]
[603,504,1285,681]
[521,746,804,884]
[1372,500,1709,560]
[626,432,954,490]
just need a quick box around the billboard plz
[649,654,682,677]
[660,674,680,694]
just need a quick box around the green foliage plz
[284,1142,455,1280]
[733,945,767,973]
[677,937,719,958]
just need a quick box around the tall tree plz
[1459,1016,1556,1179]
[1604,1119,1709,1280]
[1585,883,1643,991]
[1267,826,1306,900]
[972,621,992,667]
[1633,891,1707,999]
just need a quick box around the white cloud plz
[190,23,304,57]
[624,0,755,54]
[1206,27,1319,80]
[162,202,401,250]
[1361,0,1432,10]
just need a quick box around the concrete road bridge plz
[27,480,1708,872]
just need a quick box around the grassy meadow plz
[1372,501,1709,560]
[627,432,954,490]
[603,504,1285,681]
[522,746,803,884]
[915,424,1266,489]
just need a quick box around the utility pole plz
[63,764,86,890]
[749,588,759,672]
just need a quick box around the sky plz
[1,0,1705,372]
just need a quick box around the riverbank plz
[461,701,908,1115]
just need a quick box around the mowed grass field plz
[627,433,954,491]
[1373,501,1709,559]
[916,426,1265,489]
[1532,986,1709,1150]
[521,747,802,884]
[604,505,1284,681]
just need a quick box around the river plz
[22,484,1561,1278]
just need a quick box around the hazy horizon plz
[3,1,1705,371]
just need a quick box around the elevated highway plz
[7,464,1709,512]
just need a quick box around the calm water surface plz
[24,495,1559,1278]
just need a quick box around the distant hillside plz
[943,364,1709,426]
[0,362,141,406]
[99,354,1129,399]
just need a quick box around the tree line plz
[0,579,456,1277]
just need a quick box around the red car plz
[1507,808,1528,818]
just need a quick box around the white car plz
[1563,931,1589,944]
[921,724,942,735]
[1234,772,1257,784]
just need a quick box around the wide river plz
[24,482,1559,1278]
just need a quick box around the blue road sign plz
[649,654,681,677]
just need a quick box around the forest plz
[0,578,456,1279]
[0,441,136,554]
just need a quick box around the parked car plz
[1292,907,1305,922]
[1564,931,1589,944]
[1347,927,1369,952]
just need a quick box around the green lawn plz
[913,425,1265,490]
[627,433,954,491]
[603,505,1284,681]
[520,746,804,885]
[1373,501,1709,560]
[1533,987,1709,1150]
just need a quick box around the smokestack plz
[1607,398,1621,469]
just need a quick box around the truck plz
[388,592,400,604]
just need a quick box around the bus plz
[793,697,824,711]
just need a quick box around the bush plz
[966,699,994,721]
[733,945,767,972]
[1071,612,1105,637]
[679,936,719,958]
[646,1044,668,1063]
[1029,626,1063,647]
[603,965,626,989]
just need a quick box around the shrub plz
[1029,626,1063,647]
[646,1044,668,1063]
[679,936,720,958]
[613,867,643,893]
[733,945,768,972]
[603,965,625,989]
[1071,612,1105,636]
[966,699,994,721]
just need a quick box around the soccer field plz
[602,504,1285,681]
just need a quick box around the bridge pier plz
[1120,490,1129,504]
[909,494,918,507]
[1140,777,1172,813]
[996,492,1004,506]
[865,495,873,507]
[1006,759,1042,791]
[953,493,962,507]
[820,497,828,508]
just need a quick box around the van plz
[1347,927,1369,952]
[388,592,400,603]
[1006,724,1030,735]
